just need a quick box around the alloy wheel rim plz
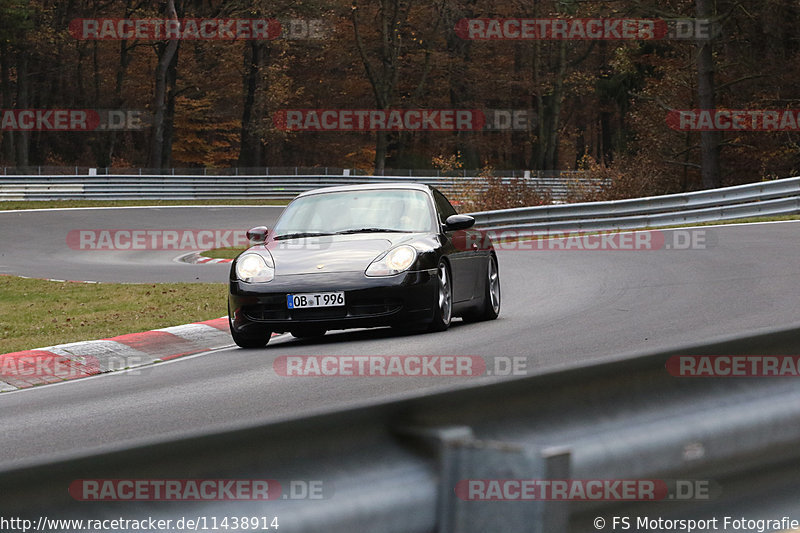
[488,258,500,313]
[438,264,452,324]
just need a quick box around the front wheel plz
[228,306,271,348]
[427,260,453,332]
[230,326,271,348]
[463,255,501,322]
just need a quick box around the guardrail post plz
[419,428,569,533]
[540,446,571,531]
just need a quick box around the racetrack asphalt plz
[1,207,799,470]
[0,206,284,283]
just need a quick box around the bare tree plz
[238,39,270,168]
[147,0,180,170]
[696,0,721,188]
[351,0,406,173]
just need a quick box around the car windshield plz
[272,189,435,237]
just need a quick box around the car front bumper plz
[228,269,437,333]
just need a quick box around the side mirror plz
[246,226,269,244]
[444,214,475,232]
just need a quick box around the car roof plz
[296,182,434,198]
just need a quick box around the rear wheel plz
[427,260,453,332]
[464,255,501,322]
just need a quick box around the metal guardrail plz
[3,325,800,531]
[470,176,800,233]
[2,173,799,230]
[0,173,594,202]
[0,166,576,178]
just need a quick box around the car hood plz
[258,233,426,275]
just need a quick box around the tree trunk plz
[352,0,404,174]
[238,41,268,168]
[442,0,478,168]
[696,0,721,189]
[544,41,567,169]
[532,39,545,169]
[600,111,613,165]
[574,127,585,169]
[161,46,179,169]
[147,0,180,170]
[0,42,14,165]
[15,50,29,169]
[103,0,140,168]
[374,132,387,174]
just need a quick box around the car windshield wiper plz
[335,228,409,235]
[272,231,335,240]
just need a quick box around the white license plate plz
[287,292,345,309]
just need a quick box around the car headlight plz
[366,245,417,277]
[236,252,274,283]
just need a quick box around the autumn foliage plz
[0,0,798,202]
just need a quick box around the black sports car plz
[227,183,500,347]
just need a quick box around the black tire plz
[427,260,453,332]
[230,326,271,348]
[228,307,271,348]
[463,255,501,322]
[291,327,327,339]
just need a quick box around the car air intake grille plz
[243,298,403,322]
